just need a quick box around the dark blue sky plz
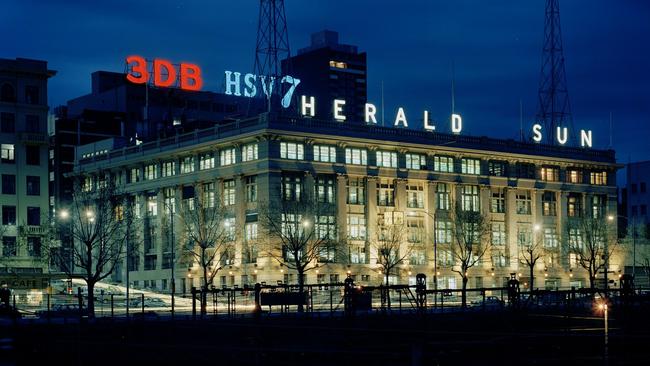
[3,0,649,165]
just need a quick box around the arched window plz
[1,83,16,102]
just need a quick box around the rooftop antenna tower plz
[535,0,575,144]
[251,0,291,115]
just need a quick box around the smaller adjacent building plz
[283,30,367,123]
[0,58,56,283]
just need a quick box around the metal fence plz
[5,281,650,321]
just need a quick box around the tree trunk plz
[297,268,305,313]
[529,265,535,291]
[87,280,95,318]
[461,275,468,308]
[201,265,208,315]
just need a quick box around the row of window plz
[0,236,42,257]
[0,144,41,165]
[1,174,41,195]
[1,205,41,225]
[1,83,40,104]
[123,144,257,184]
[0,113,41,134]
[279,142,609,184]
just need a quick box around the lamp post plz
[57,209,72,293]
[163,199,176,319]
[608,214,635,280]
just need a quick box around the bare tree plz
[258,196,340,313]
[566,215,617,290]
[449,204,491,308]
[178,187,234,315]
[371,216,411,286]
[519,231,546,291]
[59,178,126,317]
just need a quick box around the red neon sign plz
[125,55,203,91]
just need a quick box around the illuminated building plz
[0,58,55,278]
[73,114,622,293]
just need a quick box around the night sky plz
[2,0,649,167]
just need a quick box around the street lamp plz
[608,214,636,280]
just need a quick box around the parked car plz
[144,298,169,307]
[40,304,88,318]
[470,296,505,309]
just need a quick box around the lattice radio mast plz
[252,0,291,115]
[536,0,575,144]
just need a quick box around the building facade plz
[0,58,56,277]
[73,114,622,294]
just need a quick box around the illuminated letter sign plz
[423,110,435,131]
[334,99,346,121]
[394,107,408,127]
[365,103,377,124]
[126,56,149,84]
[125,56,203,91]
[451,114,462,134]
[532,124,543,143]
[301,95,315,117]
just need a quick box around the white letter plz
[301,95,315,117]
[394,107,408,127]
[334,99,346,121]
[224,71,241,96]
[451,113,462,134]
[244,73,257,97]
[556,126,568,145]
[580,129,592,148]
[423,110,435,131]
[532,124,543,143]
[260,76,275,98]
[365,103,377,124]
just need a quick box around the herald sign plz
[125,56,203,91]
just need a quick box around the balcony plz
[19,132,48,145]
[19,225,48,236]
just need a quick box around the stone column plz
[505,188,518,273]
[336,174,348,244]
[235,174,247,266]
[366,177,378,265]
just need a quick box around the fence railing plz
[4,280,649,322]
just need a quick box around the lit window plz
[434,156,454,173]
[347,177,365,205]
[200,153,215,170]
[376,151,397,168]
[590,171,607,185]
[144,164,157,180]
[313,145,336,163]
[347,214,366,240]
[220,148,236,166]
[345,148,367,165]
[516,191,531,215]
[406,153,426,170]
[542,191,557,216]
[242,143,258,162]
[329,60,347,69]
[461,185,480,212]
[406,183,424,209]
[1,144,15,163]
[540,166,559,182]
[223,180,236,206]
[161,161,176,177]
[280,142,304,160]
[567,169,582,184]
[461,158,481,175]
[181,156,195,173]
